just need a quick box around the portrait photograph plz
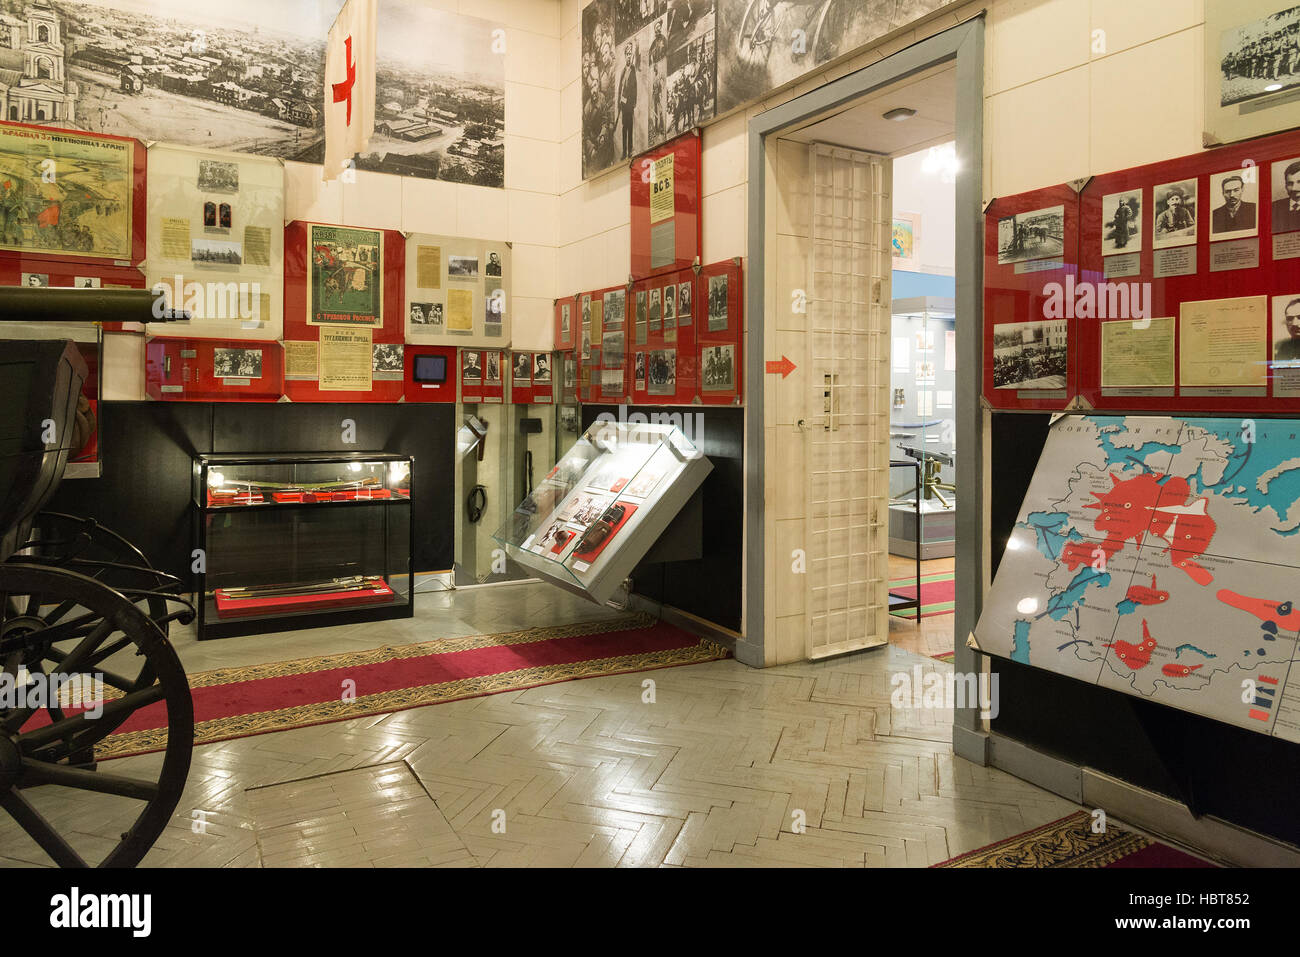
[707,274,728,331]
[1273,156,1300,234]
[561,303,571,336]
[635,351,646,382]
[513,352,532,381]
[485,351,501,383]
[1272,293,1300,364]
[678,281,692,318]
[1101,190,1142,255]
[1152,180,1198,248]
[1209,168,1259,240]
[649,287,662,327]
[663,283,676,321]
[22,273,49,287]
[702,343,734,392]
[485,250,504,277]
[462,351,482,381]
[534,352,552,383]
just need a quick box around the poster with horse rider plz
[308,224,384,327]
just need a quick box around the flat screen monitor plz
[412,353,447,384]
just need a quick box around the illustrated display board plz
[145,336,284,402]
[281,221,405,403]
[493,420,712,604]
[405,233,511,347]
[696,259,743,405]
[509,351,555,404]
[554,295,578,352]
[1076,127,1300,415]
[974,414,1300,742]
[0,120,146,268]
[143,143,284,340]
[402,344,458,404]
[460,348,506,404]
[630,132,701,279]
[577,283,624,403]
[983,185,1078,411]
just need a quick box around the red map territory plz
[974,415,1300,741]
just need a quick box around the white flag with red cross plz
[323,0,377,182]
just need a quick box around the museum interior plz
[1,0,1299,889]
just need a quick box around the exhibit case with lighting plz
[192,452,414,639]
[493,420,712,605]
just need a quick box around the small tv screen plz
[412,354,447,384]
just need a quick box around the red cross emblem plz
[332,34,357,126]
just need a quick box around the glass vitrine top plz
[196,453,412,508]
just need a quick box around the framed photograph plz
[448,255,479,280]
[373,343,404,376]
[581,294,592,326]
[192,237,242,265]
[308,224,383,327]
[702,343,735,392]
[892,212,919,270]
[462,350,483,382]
[410,301,437,325]
[1101,190,1142,254]
[21,273,49,287]
[1209,168,1259,240]
[484,250,504,278]
[678,281,692,319]
[203,201,217,227]
[1152,180,1198,248]
[996,205,1064,265]
[635,351,646,384]
[561,303,571,336]
[663,284,677,322]
[484,350,501,383]
[74,277,101,289]
[213,347,262,379]
[649,287,662,328]
[992,320,1068,390]
[707,274,728,331]
[198,159,239,193]
[636,289,648,325]
[512,352,532,382]
[1207,1,1300,145]
[1272,294,1300,363]
[602,289,626,327]
[647,348,676,395]
[533,352,552,383]
[1272,156,1300,233]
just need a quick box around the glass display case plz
[192,452,414,639]
[494,420,712,605]
[889,296,956,559]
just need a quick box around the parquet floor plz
[0,580,1081,867]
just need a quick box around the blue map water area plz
[1018,510,1081,562]
[1086,417,1182,472]
[1179,417,1300,530]
[1011,620,1031,664]
[1046,567,1111,620]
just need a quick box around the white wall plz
[892,143,956,276]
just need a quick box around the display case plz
[192,452,414,639]
[493,420,712,605]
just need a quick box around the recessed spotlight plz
[883,107,917,121]
[1266,83,1284,92]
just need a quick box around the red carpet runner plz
[96,614,729,760]
[932,811,1216,868]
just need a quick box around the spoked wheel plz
[738,0,775,62]
[0,564,193,867]
[811,0,848,65]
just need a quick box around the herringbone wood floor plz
[0,611,1079,867]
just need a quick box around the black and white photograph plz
[707,273,728,331]
[513,352,532,382]
[372,343,404,377]
[462,350,482,381]
[636,289,648,325]
[602,289,626,326]
[1209,168,1259,240]
[992,320,1068,390]
[1101,190,1142,254]
[448,255,479,280]
[564,355,577,389]
[995,204,1064,265]
[410,301,437,325]
[191,237,243,265]
[1153,179,1198,248]
[561,303,571,337]
[635,350,646,383]
[603,330,625,369]
[21,273,48,287]
[485,350,501,383]
[1217,4,1300,107]
[649,287,662,328]
[647,347,676,395]
[581,0,717,179]
[203,201,218,228]
[20,0,506,188]
[75,277,101,289]
[716,0,949,116]
[485,250,504,277]
[1272,293,1300,363]
[484,281,504,324]
[663,283,676,322]
[220,203,232,229]
[1272,156,1300,233]
[702,342,734,391]
[213,347,262,379]
[582,294,592,326]
[678,280,692,318]
[198,160,240,193]
[534,352,552,383]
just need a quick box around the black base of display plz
[195,592,414,640]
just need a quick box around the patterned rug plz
[933,811,1216,868]
[930,651,955,664]
[889,571,955,618]
[96,614,729,760]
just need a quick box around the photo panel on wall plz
[404,234,510,346]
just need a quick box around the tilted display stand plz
[493,421,711,605]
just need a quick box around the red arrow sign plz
[765,356,796,378]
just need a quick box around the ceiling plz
[782,63,956,157]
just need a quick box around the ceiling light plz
[883,107,916,121]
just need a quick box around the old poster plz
[416,245,442,288]
[0,122,135,260]
[283,340,319,380]
[650,153,674,223]
[319,327,373,391]
[1179,296,1267,388]
[308,224,383,327]
[447,287,474,331]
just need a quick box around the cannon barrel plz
[0,287,190,323]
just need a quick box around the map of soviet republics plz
[975,415,1300,741]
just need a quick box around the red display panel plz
[145,336,284,402]
[460,348,505,404]
[982,185,1080,411]
[577,283,629,404]
[558,350,578,405]
[1076,129,1300,414]
[403,344,457,403]
[626,268,694,405]
[630,132,702,281]
[696,259,744,406]
[554,295,577,352]
[281,221,405,403]
[509,351,555,404]
[0,121,147,270]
